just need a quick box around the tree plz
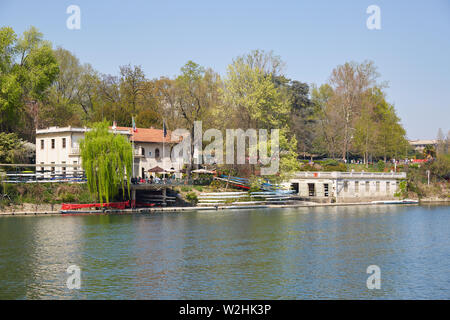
[174,61,221,175]
[222,56,290,129]
[222,52,296,177]
[436,128,446,156]
[119,64,146,116]
[311,83,342,158]
[328,61,380,160]
[0,26,59,140]
[80,122,132,203]
[274,76,314,155]
[0,132,27,164]
[423,144,436,159]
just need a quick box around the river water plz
[0,204,449,299]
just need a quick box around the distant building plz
[289,171,406,203]
[35,125,183,178]
[409,139,437,152]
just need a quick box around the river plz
[0,204,449,299]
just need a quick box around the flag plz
[132,117,137,132]
[163,119,167,138]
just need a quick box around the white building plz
[409,139,437,152]
[35,125,183,178]
[289,171,407,203]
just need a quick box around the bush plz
[193,185,203,192]
[185,192,198,205]
[394,180,408,199]
[322,159,340,167]
[431,154,450,180]
[323,162,347,172]
[61,193,76,203]
[377,160,385,172]
[181,186,192,192]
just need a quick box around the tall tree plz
[174,61,221,174]
[39,47,98,128]
[436,128,446,156]
[328,61,380,160]
[0,26,59,140]
[80,122,132,203]
[311,84,342,158]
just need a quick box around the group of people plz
[130,174,178,185]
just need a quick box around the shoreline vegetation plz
[1,160,448,215]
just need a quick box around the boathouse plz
[289,171,406,203]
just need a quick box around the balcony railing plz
[70,147,80,155]
[293,171,406,179]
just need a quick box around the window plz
[148,151,152,156]
[376,181,380,192]
[51,139,55,149]
[365,181,370,192]
[73,161,78,175]
[308,183,315,197]
[344,181,349,192]
[141,167,145,178]
[155,148,160,159]
[141,147,145,156]
[62,138,66,148]
[40,162,44,174]
[386,182,390,194]
[62,161,66,177]
[355,181,359,193]
[40,140,44,149]
[51,162,55,175]
[324,184,329,197]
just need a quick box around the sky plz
[1,0,449,140]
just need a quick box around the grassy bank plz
[0,183,94,209]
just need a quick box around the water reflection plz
[0,205,449,299]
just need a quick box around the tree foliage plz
[0,26,59,139]
[0,132,27,164]
[0,26,420,180]
[79,122,132,203]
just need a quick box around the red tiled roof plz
[112,126,181,143]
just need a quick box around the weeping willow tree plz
[80,122,132,203]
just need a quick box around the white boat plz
[371,199,419,205]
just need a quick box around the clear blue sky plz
[1,0,449,139]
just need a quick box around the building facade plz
[289,171,406,203]
[35,126,183,178]
[409,139,437,152]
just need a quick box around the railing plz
[0,168,86,183]
[70,147,80,155]
[131,178,211,186]
[293,171,406,179]
[2,171,86,183]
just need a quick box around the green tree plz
[80,122,132,203]
[174,61,221,175]
[222,52,297,177]
[311,83,342,158]
[0,26,59,139]
[0,132,27,164]
[222,56,290,129]
[39,47,99,127]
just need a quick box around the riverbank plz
[3,199,448,216]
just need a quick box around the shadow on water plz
[0,204,449,299]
